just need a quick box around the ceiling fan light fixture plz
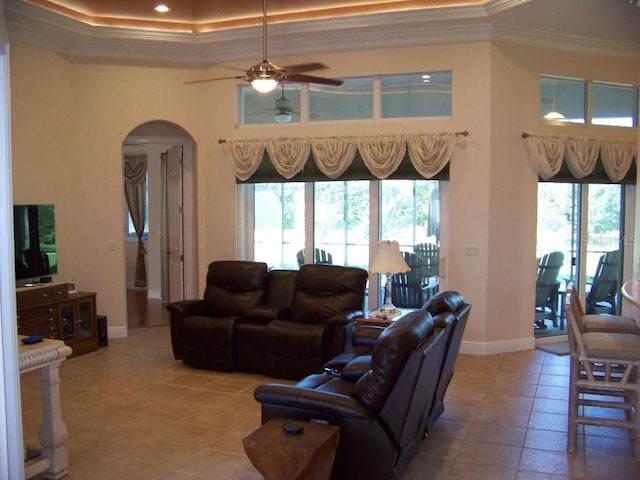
[274,112,292,123]
[248,60,282,93]
[252,78,278,93]
[544,111,565,120]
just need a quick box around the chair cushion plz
[582,331,640,361]
[354,310,433,412]
[425,291,464,316]
[341,355,373,383]
[582,314,640,335]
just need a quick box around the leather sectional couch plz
[253,291,470,480]
[167,260,368,379]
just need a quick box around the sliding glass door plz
[536,182,624,336]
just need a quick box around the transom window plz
[237,71,452,125]
[540,75,638,127]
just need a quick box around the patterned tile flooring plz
[20,298,640,479]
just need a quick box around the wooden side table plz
[357,307,416,327]
[243,418,340,480]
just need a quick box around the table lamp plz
[370,240,410,317]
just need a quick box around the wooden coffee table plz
[243,418,340,480]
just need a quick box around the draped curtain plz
[224,133,458,181]
[124,154,148,288]
[525,134,637,181]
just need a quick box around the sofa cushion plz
[266,320,326,358]
[202,261,268,316]
[290,264,367,324]
[354,310,434,412]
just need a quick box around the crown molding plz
[3,0,639,65]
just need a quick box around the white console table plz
[19,336,72,479]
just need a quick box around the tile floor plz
[21,325,640,479]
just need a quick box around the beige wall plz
[10,39,640,351]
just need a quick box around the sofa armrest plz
[254,383,370,419]
[326,310,363,327]
[167,299,213,318]
[167,299,213,360]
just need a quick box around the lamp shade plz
[370,240,410,275]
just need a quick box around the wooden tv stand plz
[16,283,99,357]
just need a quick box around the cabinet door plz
[76,297,95,342]
[60,302,76,342]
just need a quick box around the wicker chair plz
[567,284,639,335]
[564,287,640,460]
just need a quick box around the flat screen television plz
[14,204,58,284]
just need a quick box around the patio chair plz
[534,251,564,329]
[296,248,333,267]
[391,252,429,309]
[413,242,439,299]
[586,250,621,315]
[564,288,640,460]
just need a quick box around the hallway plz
[127,289,170,328]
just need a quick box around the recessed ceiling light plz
[421,74,431,80]
[154,4,170,14]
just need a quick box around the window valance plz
[523,133,638,183]
[222,132,467,182]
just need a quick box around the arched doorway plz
[122,120,197,327]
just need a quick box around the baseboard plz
[147,289,162,300]
[536,334,568,345]
[108,326,128,339]
[460,336,535,355]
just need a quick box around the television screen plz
[14,204,57,282]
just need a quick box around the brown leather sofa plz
[167,261,368,378]
[253,291,470,480]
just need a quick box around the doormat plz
[536,341,570,356]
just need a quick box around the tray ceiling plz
[21,0,493,32]
[4,0,640,64]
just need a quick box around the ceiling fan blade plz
[281,62,328,74]
[184,75,246,85]
[284,73,343,86]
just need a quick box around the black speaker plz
[97,315,108,347]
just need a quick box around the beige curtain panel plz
[124,153,148,288]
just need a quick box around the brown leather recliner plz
[327,290,470,428]
[263,264,368,379]
[254,308,451,480]
[167,260,269,371]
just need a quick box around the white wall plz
[9,39,640,350]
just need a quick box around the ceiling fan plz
[185,0,343,93]
[273,85,296,122]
